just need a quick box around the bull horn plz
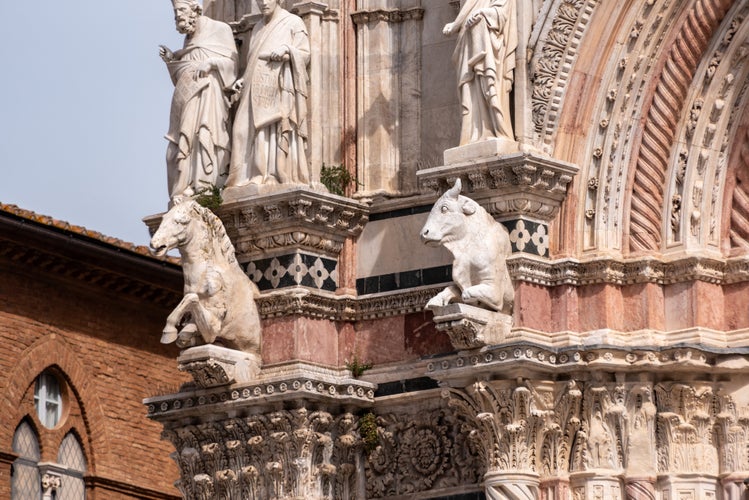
[446,178,462,199]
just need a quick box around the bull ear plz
[462,200,477,215]
[446,178,462,199]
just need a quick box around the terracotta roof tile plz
[0,203,181,266]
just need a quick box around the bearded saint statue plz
[159,0,238,199]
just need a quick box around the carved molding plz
[244,252,749,322]
[531,0,600,148]
[350,8,424,25]
[417,153,579,222]
[629,0,733,251]
[146,363,376,420]
[730,127,749,249]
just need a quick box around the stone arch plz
[0,334,110,475]
[626,0,733,252]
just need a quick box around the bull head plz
[420,179,476,246]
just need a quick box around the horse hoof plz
[161,330,179,344]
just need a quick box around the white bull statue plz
[420,179,514,314]
[150,197,262,354]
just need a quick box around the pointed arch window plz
[11,420,42,499]
[56,432,87,499]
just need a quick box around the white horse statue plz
[150,197,262,354]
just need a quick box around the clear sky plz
[0,1,187,246]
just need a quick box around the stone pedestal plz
[418,152,579,257]
[431,303,512,349]
[657,474,720,500]
[178,345,261,388]
[220,186,369,293]
[443,137,519,165]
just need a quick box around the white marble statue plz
[160,0,238,199]
[226,0,311,188]
[443,0,517,146]
[420,179,514,314]
[150,197,262,354]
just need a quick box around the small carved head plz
[173,0,202,34]
[420,179,479,246]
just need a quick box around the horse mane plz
[192,203,237,264]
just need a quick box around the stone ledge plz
[426,342,749,386]
[145,361,376,421]
[508,253,749,286]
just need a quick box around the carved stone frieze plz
[217,187,369,261]
[417,152,578,222]
[365,409,483,498]
[350,8,424,25]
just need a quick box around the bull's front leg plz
[461,283,502,311]
[426,285,461,310]
[161,293,199,344]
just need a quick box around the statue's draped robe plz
[228,9,311,186]
[452,0,517,145]
[165,16,237,198]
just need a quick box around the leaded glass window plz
[57,432,86,500]
[11,420,41,499]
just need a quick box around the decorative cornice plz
[219,187,370,260]
[146,365,375,420]
[427,341,749,381]
[417,153,579,222]
[0,231,182,309]
[351,8,424,25]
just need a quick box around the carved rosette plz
[418,153,578,257]
[364,409,483,498]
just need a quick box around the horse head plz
[150,196,201,257]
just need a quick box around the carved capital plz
[417,153,579,222]
[162,408,364,499]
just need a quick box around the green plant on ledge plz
[320,163,358,196]
[345,355,373,378]
[359,411,379,454]
[195,184,223,213]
